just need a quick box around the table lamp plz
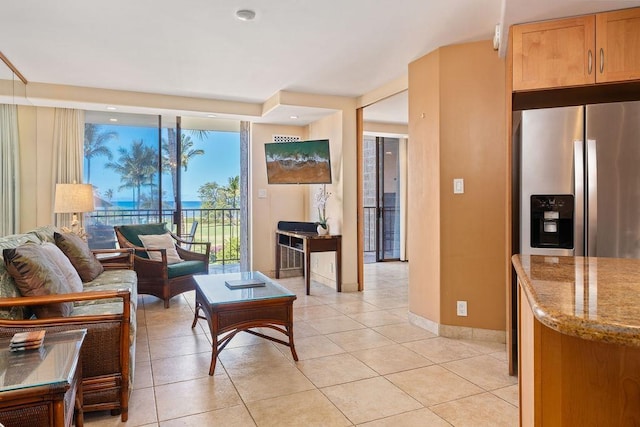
[54,183,95,238]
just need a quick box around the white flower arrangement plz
[314,185,331,229]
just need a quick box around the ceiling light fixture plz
[207,114,217,118]
[109,118,118,122]
[106,106,117,110]
[236,9,256,21]
[290,115,299,119]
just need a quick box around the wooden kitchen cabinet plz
[512,16,596,91]
[596,8,640,83]
[512,7,640,91]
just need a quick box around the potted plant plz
[314,185,331,235]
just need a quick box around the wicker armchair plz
[114,223,210,308]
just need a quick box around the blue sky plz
[85,124,240,202]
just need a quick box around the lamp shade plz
[54,183,95,213]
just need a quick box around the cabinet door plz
[596,8,640,83]
[512,16,596,91]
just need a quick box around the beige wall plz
[250,123,307,274]
[250,112,358,291]
[307,112,344,287]
[308,108,358,292]
[408,49,442,322]
[408,40,507,332]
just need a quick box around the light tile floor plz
[85,262,519,426]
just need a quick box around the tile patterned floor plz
[85,262,518,426]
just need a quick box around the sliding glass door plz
[362,135,402,262]
[83,111,242,268]
[377,137,401,260]
[174,117,241,267]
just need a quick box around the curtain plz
[0,104,20,235]
[399,137,408,261]
[52,108,85,228]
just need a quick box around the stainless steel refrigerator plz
[515,101,640,258]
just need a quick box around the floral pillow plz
[3,242,73,318]
[138,233,184,264]
[54,232,104,282]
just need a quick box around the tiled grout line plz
[118,265,514,426]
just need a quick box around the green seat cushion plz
[167,260,206,278]
[118,223,168,248]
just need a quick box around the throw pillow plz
[3,242,73,318]
[40,242,83,293]
[54,232,104,282]
[138,233,184,264]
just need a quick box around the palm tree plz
[84,124,117,182]
[163,130,206,206]
[224,175,240,209]
[105,140,158,210]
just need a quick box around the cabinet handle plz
[600,48,604,74]
[588,50,593,74]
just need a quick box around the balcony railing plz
[363,206,400,259]
[86,208,240,264]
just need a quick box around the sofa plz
[0,225,137,422]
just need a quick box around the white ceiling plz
[2,0,639,125]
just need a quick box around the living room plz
[2,1,640,425]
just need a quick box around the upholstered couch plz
[0,226,137,422]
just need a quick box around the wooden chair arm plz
[176,242,211,262]
[0,289,131,308]
[93,248,135,270]
[132,252,169,278]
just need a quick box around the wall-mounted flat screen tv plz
[264,139,332,184]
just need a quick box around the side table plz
[275,229,342,295]
[0,329,87,427]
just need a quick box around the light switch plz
[257,189,267,199]
[453,178,464,194]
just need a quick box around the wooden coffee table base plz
[191,289,298,375]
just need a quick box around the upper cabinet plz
[512,8,640,91]
[596,8,640,83]
[513,16,596,91]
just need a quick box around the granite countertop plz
[512,254,640,347]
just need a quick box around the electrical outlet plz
[457,300,468,317]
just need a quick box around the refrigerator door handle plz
[574,140,585,256]
[587,139,598,256]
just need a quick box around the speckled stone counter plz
[513,254,640,425]
[512,254,640,347]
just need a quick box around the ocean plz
[111,200,202,209]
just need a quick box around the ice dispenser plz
[530,195,574,249]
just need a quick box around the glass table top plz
[194,271,296,306]
[0,329,86,393]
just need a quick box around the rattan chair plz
[114,223,211,308]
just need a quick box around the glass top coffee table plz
[191,271,298,375]
[0,329,86,426]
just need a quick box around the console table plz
[275,229,342,295]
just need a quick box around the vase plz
[317,224,329,235]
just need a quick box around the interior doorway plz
[358,90,409,290]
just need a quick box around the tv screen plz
[264,139,332,184]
